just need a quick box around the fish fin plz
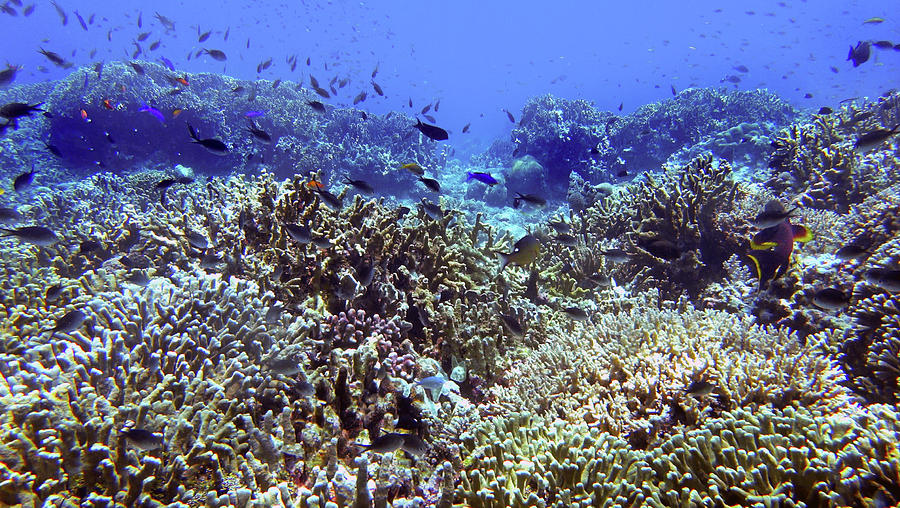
[187,124,198,140]
[792,225,813,242]
[496,252,510,273]
[751,227,782,248]
[747,249,788,287]
[750,240,779,250]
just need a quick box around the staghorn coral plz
[457,404,900,508]
[456,413,642,508]
[765,111,899,212]
[568,154,751,300]
[486,292,851,442]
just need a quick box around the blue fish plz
[466,171,499,186]
[158,56,175,71]
[244,110,265,118]
[138,102,165,123]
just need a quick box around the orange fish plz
[103,99,114,110]
[306,179,324,190]
[172,108,183,118]
[176,76,189,86]
[80,109,88,120]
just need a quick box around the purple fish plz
[158,56,175,71]
[139,102,165,123]
[244,110,265,118]
[466,171,499,186]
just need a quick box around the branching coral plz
[486,292,851,442]
[567,154,751,300]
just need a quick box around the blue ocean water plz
[1,0,896,157]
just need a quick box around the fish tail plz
[187,123,198,140]
[465,172,474,182]
[496,252,510,273]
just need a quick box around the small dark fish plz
[125,270,151,287]
[357,259,375,286]
[13,166,35,192]
[685,380,716,397]
[45,284,64,301]
[198,28,211,43]
[183,230,208,249]
[105,131,116,145]
[79,240,101,255]
[283,223,311,244]
[812,288,850,310]
[129,62,145,75]
[804,92,813,99]
[23,4,34,16]
[733,64,749,73]
[372,81,384,96]
[50,0,66,25]
[601,249,632,263]
[854,126,899,150]
[751,202,797,228]
[0,226,58,246]
[1,101,45,125]
[462,122,470,133]
[187,124,229,155]
[466,171,498,186]
[512,192,546,208]
[154,11,175,31]
[414,119,449,141]
[267,357,303,377]
[121,428,163,451]
[548,220,571,234]
[721,75,741,84]
[358,433,406,454]
[817,106,833,115]
[315,189,343,211]
[503,109,515,123]
[835,244,868,261]
[618,102,623,111]
[500,313,524,337]
[137,31,151,41]
[847,41,871,67]
[865,268,900,292]
[307,100,327,114]
[561,306,589,321]
[400,434,427,457]
[419,176,440,192]
[46,309,86,335]
[872,40,894,50]
[353,91,367,104]
[555,234,577,246]
[0,64,21,86]
[245,119,272,143]
[642,238,681,260]
[39,47,73,69]
[203,48,227,61]
[670,84,677,95]
[312,236,333,249]
[0,206,22,223]
[148,40,161,51]
[74,9,87,30]
[497,234,540,272]
[155,178,177,190]
[421,199,442,220]
[342,176,374,195]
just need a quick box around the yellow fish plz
[862,17,884,24]
[497,234,540,273]
[400,162,424,176]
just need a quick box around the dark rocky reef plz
[486,89,796,202]
[0,61,445,193]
